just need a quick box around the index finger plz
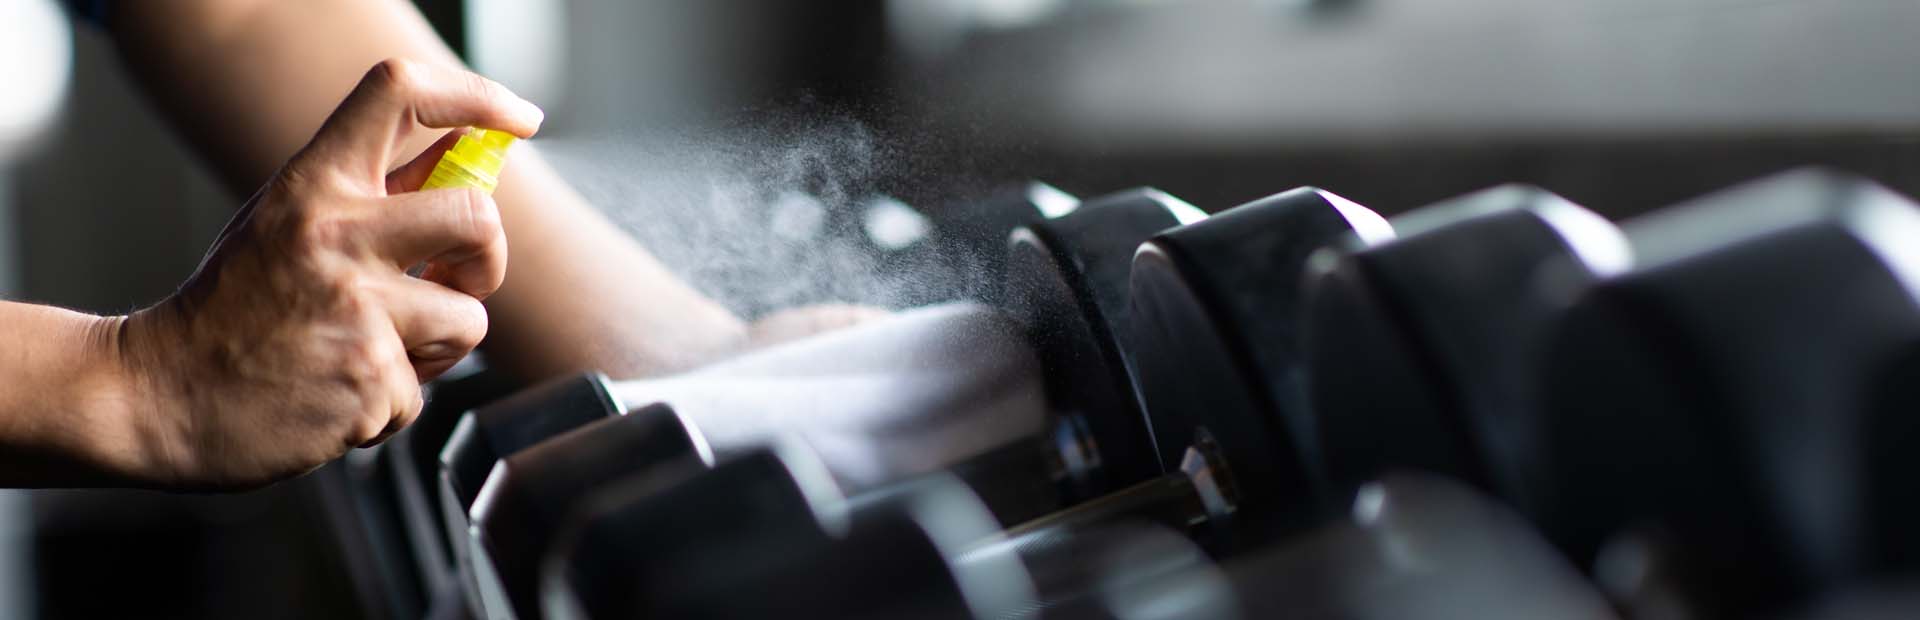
[359,187,509,299]
[306,58,543,179]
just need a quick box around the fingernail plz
[514,98,546,134]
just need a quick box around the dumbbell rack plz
[320,168,1920,620]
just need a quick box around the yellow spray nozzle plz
[420,127,518,194]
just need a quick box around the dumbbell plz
[1126,186,1396,547]
[1008,188,1207,487]
[1300,184,1628,504]
[1106,184,1622,561]
[1510,169,1920,615]
[542,436,1252,620]
[466,403,715,620]
[1153,473,1615,620]
[437,373,625,614]
[469,375,1042,620]
[371,368,524,606]
[975,186,1438,558]
[541,440,1038,620]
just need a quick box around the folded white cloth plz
[614,301,1048,490]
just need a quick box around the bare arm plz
[3,61,540,488]
[0,303,148,486]
[104,0,749,380]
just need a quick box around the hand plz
[114,59,542,490]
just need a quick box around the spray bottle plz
[410,128,516,279]
[420,127,517,194]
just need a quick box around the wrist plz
[84,303,192,487]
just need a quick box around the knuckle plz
[328,274,376,315]
[268,162,313,196]
[337,336,391,387]
[451,189,506,247]
[365,57,420,95]
[349,413,388,447]
[277,145,362,195]
[396,389,425,426]
[454,297,490,349]
[459,188,503,240]
[464,72,500,102]
[289,208,349,251]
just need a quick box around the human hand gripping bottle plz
[409,128,515,279]
[421,127,517,193]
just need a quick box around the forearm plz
[0,303,161,486]
[107,0,747,380]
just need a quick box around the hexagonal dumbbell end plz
[539,439,850,620]
[437,371,626,604]
[468,403,715,620]
[1524,168,1920,614]
[1127,186,1393,543]
[1303,185,1626,503]
[1006,188,1208,491]
[539,440,1038,619]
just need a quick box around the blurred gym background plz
[1,0,1917,617]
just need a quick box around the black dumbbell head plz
[437,372,624,574]
[1224,473,1613,620]
[381,368,525,589]
[469,402,715,620]
[1006,188,1206,490]
[542,437,1042,620]
[1304,185,1625,502]
[1526,169,1920,612]
[639,472,1035,619]
[541,438,849,620]
[1127,186,1393,542]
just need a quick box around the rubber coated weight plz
[539,439,1043,620]
[541,441,845,620]
[379,368,524,596]
[1526,169,1920,614]
[1303,185,1626,502]
[436,371,625,600]
[636,475,1033,619]
[1127,187,1393,545]
[1006,188,1205,491]
[468,403,716,620]
[1219,474,1614,619]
